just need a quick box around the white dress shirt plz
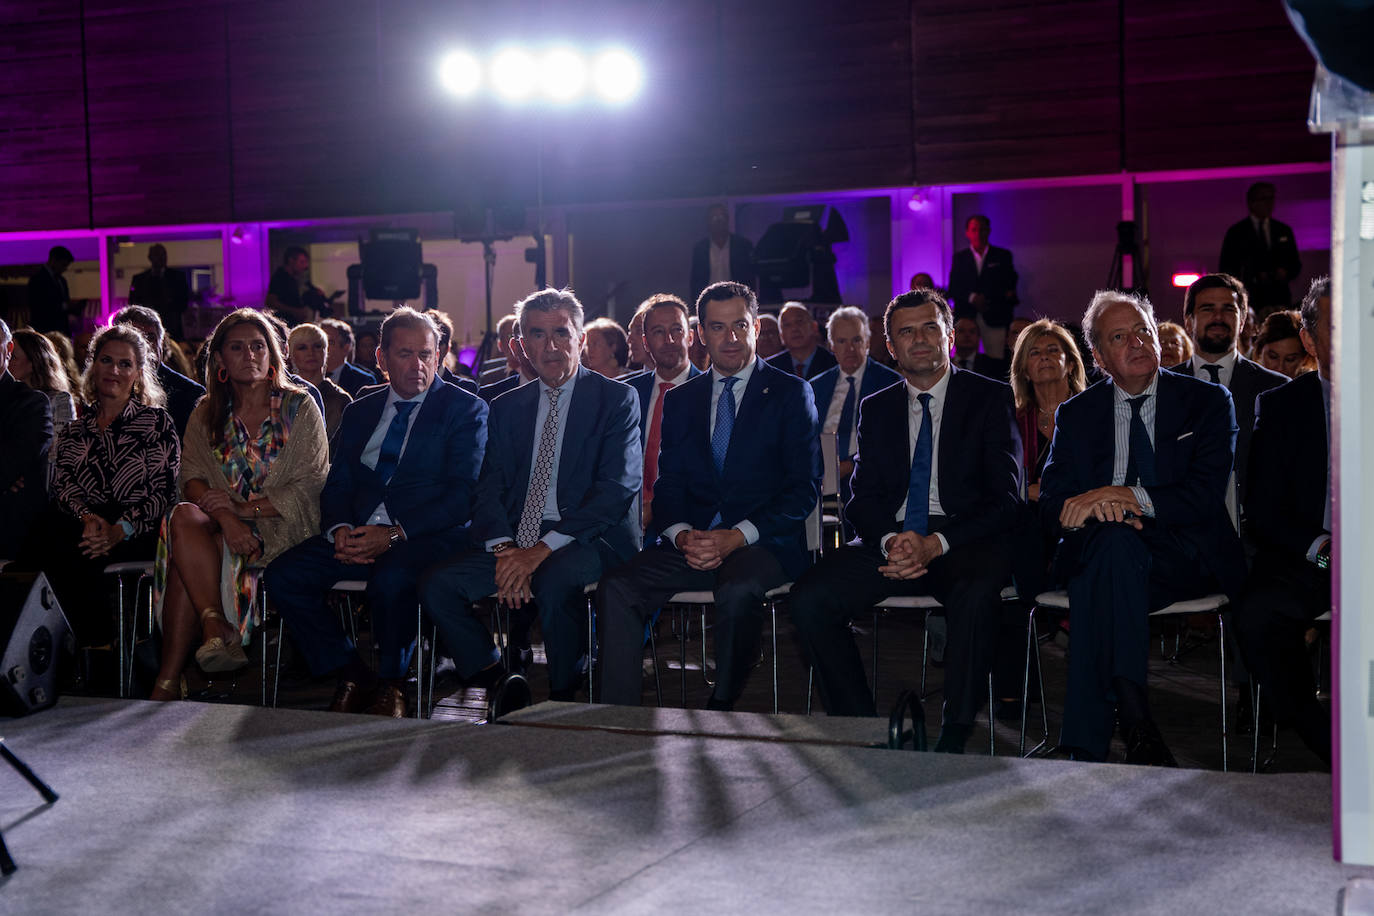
[663,360,759,548]
[822,361,868,457]
[1189,350,1238,387]
[486,372,579,552]
[708,239,732,286]
[1110,374,1158,516]
[880,370,952,556]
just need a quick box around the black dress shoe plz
[1124,721,1178,767]
[934,723,971,754]
[363,683,408,718]
[488,673,532,720]
[328,680,369,714]
[705,695,733,712]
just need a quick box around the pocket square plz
[1176,431,1194,441]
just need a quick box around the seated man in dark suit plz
[598,281,822,710]
[950,315,1008,379]
[478,317,538,403]
[1236,277,1332,767]
[947,215,1018,360]
[320,318,381,397]
[791,289,1021,752]
[113,305,205,438]
[422,308,478,394]
[809,305,902,531]
[1039,290,1246,764]
[127,244,191,342]
[419,289,641,708]
[0,318,54,560]
[766,302,837,379]
[265,307,488,717]
[625,294,703,535]
[1174,273,1286,509]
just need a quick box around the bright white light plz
[592,49,642,102]
[491,48,537,100]
[439,50,482,97]
[540,48,587,102]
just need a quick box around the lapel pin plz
[763,387,769,394]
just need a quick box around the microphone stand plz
[0,736,60,876]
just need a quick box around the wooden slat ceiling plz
[0,0,1324,231]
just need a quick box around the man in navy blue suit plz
[790,289,1022,751]
[266,307,488,717]
[1039,290,1245,764]
[321,318,381,397]
[809,305,902,533]
[419,289,642,707]
[765,302,837,379]
[598,281,822,710]
[478,321,537,403]
[624,293,703,535]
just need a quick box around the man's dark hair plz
[48,245,74,264]
[319,317,354,350]
[966,214,990,231]
[425,308,454,352]
[1183,272,1248,317]
[1300,276,1330,337]
[283,245,308,264]
[113,304,166,352]
[694,281,757,324]
[884,288,953,340]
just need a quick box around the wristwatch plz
[492,540,516,555]
[388,525,403,548]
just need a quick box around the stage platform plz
[0,698,1366,914]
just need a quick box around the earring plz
[217,367,228,383]
[267,365,277,380]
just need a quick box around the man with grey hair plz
[809,305,901,526]
[1039,289,1245,765]
[421,288,642,711]
[0,317,54,558]
[112,304,204,437]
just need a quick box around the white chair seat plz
[331,579,368,592]
[103,560,154,576]
[875,595,944,610]
[1316,610,1332,622]
[764,583,791,600]
[666,590,716,604]
[1035,589,1228,615]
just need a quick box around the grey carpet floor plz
[0,698,1365,914]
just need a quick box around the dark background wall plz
[0,0,1323,232]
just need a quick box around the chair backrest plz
[1225,469,1239,535]
[805,502,823,554]
[819,432,839,497]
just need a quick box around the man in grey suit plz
[1174,273,1287,510]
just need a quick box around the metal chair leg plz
[1020,606,1051,757]
[414,602,424,720]
[770,600,779,715]
[988,672,995,756]
[806,665,815,715]
[649,623,663,708]
[586,594,596,704]
[115,576,127,699]
[678,607,688,707]
[1218,612,1228,772]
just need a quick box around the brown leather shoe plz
[328,680,369,714]
[364,683,407,718]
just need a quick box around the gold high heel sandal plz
[194,608,248,673]
[150,677,185,701]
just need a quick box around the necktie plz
[1123,395,1156,487]
[903,393,933,534]
[794,361,806,378]
[374,401,417,484]
[711,377,738,475]
[835,376,857,460]
[1202,364,1221,385]
[643,380,673,510]
[516,388,562,548]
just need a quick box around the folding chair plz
[103,560,155,698]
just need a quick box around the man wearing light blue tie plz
[598,281,822,710]
[790,289,1021,752]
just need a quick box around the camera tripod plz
[0,737,59,876]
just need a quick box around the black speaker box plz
[0,573,75,717]
[361,238,422,301]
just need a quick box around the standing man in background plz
[1219,182,1302,319]
[26,246,75,335]
[128,244,191,342]
[690,203,755,305]
[947,215,1019,361]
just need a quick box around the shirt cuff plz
[540,531,574,552]
[662,523,691,549]
[326,523,352,542]
[118,520,134,539]
[1306,534,1331,564]
[485,537,515,552]
[880,532,897,558]
[734,520,759,546]
[1129,486,1155,518]
[934,532,950,555]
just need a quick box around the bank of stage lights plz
[439,47,643,104]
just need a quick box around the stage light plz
[1172,272,1202,287]
[439,50,482,97]
[491,48,537,101]
[593,49,642,102]
[540,47,587,101]
[907,191,929,212]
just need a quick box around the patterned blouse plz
[51,398,181,537]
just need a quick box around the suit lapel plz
[557,369,597,503]
[1084,382,1115,483]
[349,390,389,471]
[937,369,967,501]
[721,360,769,478]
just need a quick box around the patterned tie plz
[516,388,562,548]
[1124,395,1156,487]
[835,375,857,460]
[711,377,738,475]
[374,401,417,484]
[1202,364,1221,385]
[643,380,673,511]
[903,393,933,535]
